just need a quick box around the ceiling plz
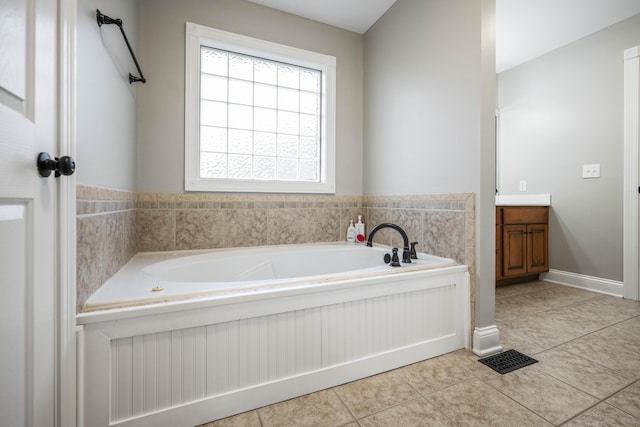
[246,0,398,34]
[495,0,640,72]
[246,0,640,73]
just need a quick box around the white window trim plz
[185,22,336,193]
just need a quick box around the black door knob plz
[37,152,76,178]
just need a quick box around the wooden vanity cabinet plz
[496,206,549,283]
[496,210,503,279]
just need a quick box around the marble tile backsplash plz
[76,185,137,312]
[77,186,475,313]
[135,193,364,251]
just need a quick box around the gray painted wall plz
[135,0,364,195]
[363,0,497,328]
[76,0,138,191]
[364,0,485,195]
[76,0,498,332]
[497,13,640,282]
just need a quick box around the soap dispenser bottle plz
[355,215,365,244]
[346,220,356,243]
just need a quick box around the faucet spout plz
[366,223,412,263]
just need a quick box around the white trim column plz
[473,0,502,357]
[473,326,502,357]
[624,46,639,301]
[58,0,77,425]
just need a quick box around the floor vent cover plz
[478,349,538,374]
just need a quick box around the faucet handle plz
[410,241,419,259]
[390,248,401,267]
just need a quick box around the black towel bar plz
[96,9,146,84]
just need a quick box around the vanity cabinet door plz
[527,223,549,273]
[496,208,503,279]
[503,224,528,277]
[498,205,549,280]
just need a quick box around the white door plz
[0,0,61,425]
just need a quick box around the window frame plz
[185,22,336,193]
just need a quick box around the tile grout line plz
[604,379,640,420]
[467,367,555,425]
[327,388,358,425]
[496,288,640,426]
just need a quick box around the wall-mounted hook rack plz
[96,9,146,84]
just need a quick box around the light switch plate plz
[582,164,600,178]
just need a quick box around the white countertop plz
[495,194,551,206]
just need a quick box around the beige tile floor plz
[200,281,640,426]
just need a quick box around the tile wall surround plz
[77,185,475,316]
[76,185,137,313]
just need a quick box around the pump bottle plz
[346,220,356,243]
[355,215,365,244]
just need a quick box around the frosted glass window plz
[201,75,227,101]
[228,79,253,105]
[196,46,321,183]
[277,158,298,180]
[229,54,253,80]
[300,114,319,137]
[300,92,319,114]
[277,111,299,135]
[300,69,320,92]
[254,156,276,180]
[254,84,277,108]
[300,137,318,159]
[200,152,227,178]
[185,23,336,193]
[201,101,227,127]
[228,154,252,179]
[254,108,277,133]
[200,126,227,152]
[278,64,299,89]
[201,49,227,76]
[254,59,277,84]
[228,129,253,154]
[228,104,253,130]
[277,134,298,157]
[277,87,299,111]
[300,160,319,181]
[254,132,276,156]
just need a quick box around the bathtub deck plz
[81,243,457,313]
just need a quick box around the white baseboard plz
[540,269,624,297]
[472,325,503,357]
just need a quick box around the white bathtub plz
[77,243,470,427]
[83,243,459,312]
